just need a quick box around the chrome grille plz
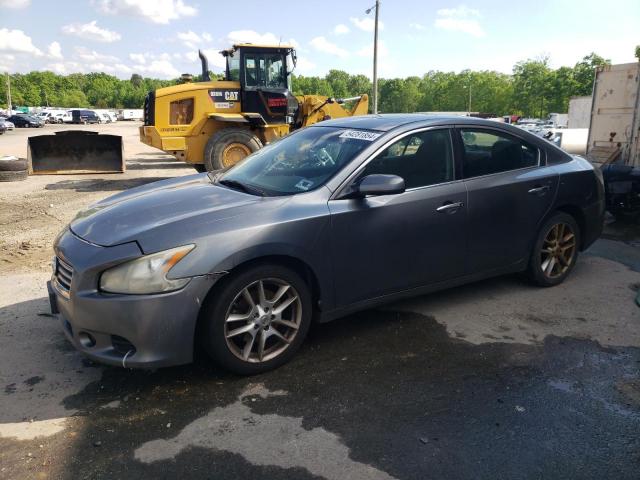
[54,256,73,297]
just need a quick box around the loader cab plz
[222,44,298,125]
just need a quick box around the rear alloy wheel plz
[202,264,311,374]
[528,212,580,287]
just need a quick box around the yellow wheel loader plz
[139,44,369,171]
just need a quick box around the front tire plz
[527,212,580,287]
[201,264,312,375]
[203,128,262,172]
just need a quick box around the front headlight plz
[100,244,195,294]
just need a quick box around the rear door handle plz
[436,201,464,213]
[528,185,550,196]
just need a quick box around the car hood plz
[70,174,270,249]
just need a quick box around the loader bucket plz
[28,131,125,174]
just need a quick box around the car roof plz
[314,113,509,132]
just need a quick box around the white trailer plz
[568,96,591,128]
[587,62,640,166]
[118,109,143,121]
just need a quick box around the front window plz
[228,55,240,81]
[169,98,194,125]
[360,129,454,189]
[218,127,377,195]
[244,53,286,88]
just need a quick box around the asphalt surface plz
[0,234,638,479]
[0,124,639,478]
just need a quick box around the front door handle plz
[528,185,550,196]
[436,201,464,213]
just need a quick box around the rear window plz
[170,98,194,125]
[460,129,539,178]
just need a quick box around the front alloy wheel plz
[202,264,311,374]
[224,278,302,363]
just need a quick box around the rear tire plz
[200,263,312,375]
[527,212,580,287]
[203,128,262,172]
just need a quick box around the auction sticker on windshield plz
[339,130,382,141]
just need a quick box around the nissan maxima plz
[49,115,604,374]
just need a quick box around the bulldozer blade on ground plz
[28,131,125,174]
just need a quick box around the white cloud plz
[129,52,146,64]
[333,24,350,35]
[409,23,426,31]
[435,5,485,37]
[135,59,180,78]
[128,51,189,77]
[0,28,42,55]
[437,5,480,17]
[185,49,226,69]
[96,0,197,24]
[62,21,121,43]
[177,30,212,49]
[0,53,15,71]
[46,62,68,74]
[47,41,63,59]
[294,56,316,74]
[0,0,30,8]
[349,17,384,32]
[74,47,120,64]
[227,30,280,45]
[309,36,348,58]
[355,41,389,59]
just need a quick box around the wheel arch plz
[553,204,587,250]
[194,254,324,351]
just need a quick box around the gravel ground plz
[0,123,639,479]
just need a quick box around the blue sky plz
[1,0,639,79]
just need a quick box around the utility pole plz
[366,1,380,114]
[5,72,12,114]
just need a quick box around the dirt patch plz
[0,122,193,275]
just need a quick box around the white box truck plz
[587,62,640,166]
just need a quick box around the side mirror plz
[357,174,405,197]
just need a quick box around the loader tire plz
[203,128,262,172]
[0,170,28,182]
[0,157,28,171]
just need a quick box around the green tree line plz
[293,53,610,117]
[0,71,174,109]
[0,53,613,116]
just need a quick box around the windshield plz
[218,127,379,196]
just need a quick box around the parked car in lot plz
[50,115,604,374]
[70,109,100,124]
[7,114,44,128]
[53,111,73,124]
[0,118,13,131]
[99,113,112,123]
